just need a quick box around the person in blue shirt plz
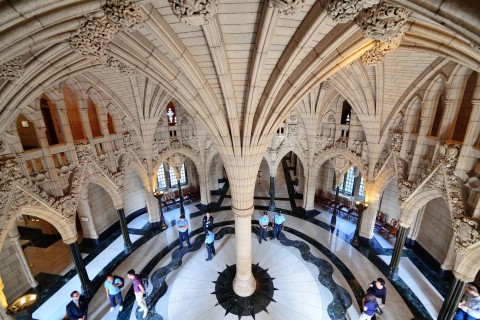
[271,211,285,240]
[205,227,215,261]
[66,290,88,320]
[359,292,376,320]
[259,211,269,243]
[177,215,191,249]
[104,275,123,312]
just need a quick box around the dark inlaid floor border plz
[119,223,358,320]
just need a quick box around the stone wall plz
[123,168,146,216]
[416,198,453,264]
[379,178,401,222]
[88,184,117,234]
[0,240,29,302]
[317,161,334,193]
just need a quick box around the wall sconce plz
[7,293,37,314]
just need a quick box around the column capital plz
[398,220,410,228]
[7,226,20,240]
[232,205,254,218]
[452,270,475,283]
[63,235,79,245]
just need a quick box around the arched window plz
[179,164,187,184]
[157,163,167,189]
[64,84,85,141]
[413,109,421,134]
[17,114,40,150]
[157,163,188,189]
[452,72,477,142]
[430,92,445,137]
[341,101,352,125]
[169,165,177,184]
[107,113,115,134]
[339,167,355,196]
[343,167,355,195]
[87,97,102,138]
[40,96,64,145]
[166,102,177,126]
[358,177,365,200]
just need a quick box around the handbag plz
[375,305,383,315]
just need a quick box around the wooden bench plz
[348,208,359,221]
[379,219,398,240]
[374,211,387,231]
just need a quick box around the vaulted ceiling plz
[0,0,479,156]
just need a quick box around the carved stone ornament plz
[270,0,305,15]
[168,0,219,26]
[322,79,333,90]
[453,219,480,250]
[69,15,117,62]
[232,205,254,218]
[167,153,186,168]
[360,31,402,65]
[287,124,298,138]
[327,0,366,23]
[103,0,144,31]
[106,55,137,76]
[470,42,480,52]
[356,3,411,43]
[360,43,386,65]
[0,57,24,80]
[327,113,336,123]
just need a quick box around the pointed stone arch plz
[311,147,368,180]
[266,144,308,178]
[0,183,77,253]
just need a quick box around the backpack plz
[114,275,125,289]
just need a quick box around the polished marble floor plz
[23,159,447,320]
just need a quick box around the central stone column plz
[220,151,265,297]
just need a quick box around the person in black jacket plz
[202,212,214,235]
[366,278,387,320]
[66,291,88,320]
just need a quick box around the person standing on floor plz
[127,269,148,319]
[205,227,215,261]
[453,284,480,320]
[202,212,214,235]
[259,211,269,243]
[271,210,285,240]
[66,290,88,320]
[105,274,123,312]
[359,292,376,320]
[366,278,387,319]
[177,215,191,249]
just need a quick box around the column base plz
[232,274,256,297]
[350,235,360,247]
[268,203,276,211]
[359,236,374,246]
[389,267,399,281]
[330,214,337,228]
[80,283,91,299]
[150,222,161,230]
[80,238,100,248]
[124,244,134,254]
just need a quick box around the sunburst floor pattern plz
[157,231,327,320]
[212,263,277,319]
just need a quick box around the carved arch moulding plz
[391,135,480,254]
